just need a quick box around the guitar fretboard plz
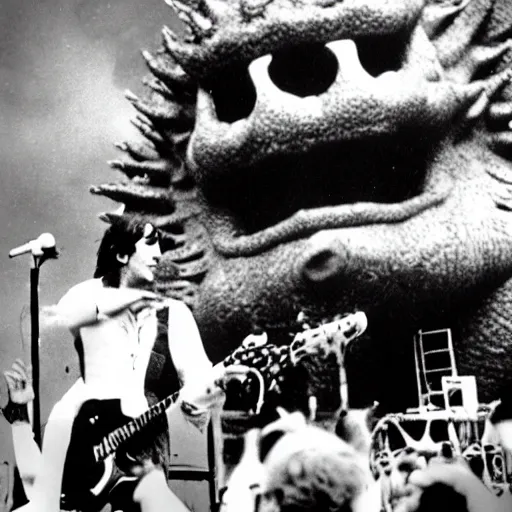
[93,390,181,462]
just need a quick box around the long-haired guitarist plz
[16,216,223,512]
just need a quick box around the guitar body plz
[60,399,138,512]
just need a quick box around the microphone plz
[9,233,57,258]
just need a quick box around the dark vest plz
[144,307,181,404]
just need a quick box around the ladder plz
[414,328,457,409]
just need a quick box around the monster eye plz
[268,43,338,97]
[206,62,257,123]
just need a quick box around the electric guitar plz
[60,390,182,512]
[59,311,368,511]
[60,352,257,511]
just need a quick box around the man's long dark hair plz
[94,216,151,287]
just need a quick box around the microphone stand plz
[30,258,42,447]
[29,248,58,448]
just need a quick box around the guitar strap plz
[144,306,181,403]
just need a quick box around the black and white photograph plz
[1,1,512,511]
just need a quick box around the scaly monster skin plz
[92,0,512,409]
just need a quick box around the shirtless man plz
[12,216,225,512]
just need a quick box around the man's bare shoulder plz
[58,278,103,306]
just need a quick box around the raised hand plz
[4,359,34,406]
[2,359,33,425]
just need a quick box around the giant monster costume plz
[92,0,512,410]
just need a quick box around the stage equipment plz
[9,232,58,447]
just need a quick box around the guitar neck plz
[93,357,234,462]
[93,390,181,462]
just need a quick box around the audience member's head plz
[259,422,372,512]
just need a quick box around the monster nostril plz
[269,43,338,97]
[302,248,343,283]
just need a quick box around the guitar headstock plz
[221,312,368,415]
[290,312,368,365]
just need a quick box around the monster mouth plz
[209,173,452,258]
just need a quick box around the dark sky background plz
[0,0,180,459]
